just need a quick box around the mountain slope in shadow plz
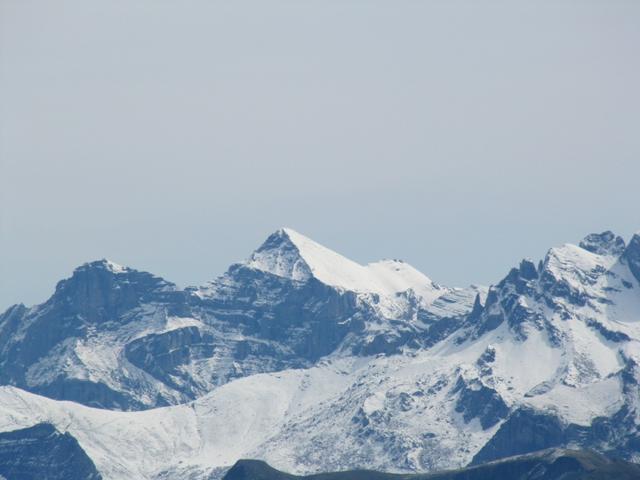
[0,423,102,480]
[222,449,640,480]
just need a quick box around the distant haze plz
[1,0,639,309]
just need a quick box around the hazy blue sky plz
[1,0,639,309]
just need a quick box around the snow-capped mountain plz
[0,228,481,410]
[1,228,640,480]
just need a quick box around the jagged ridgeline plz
[1,228,640,479]
[0,228,482,410]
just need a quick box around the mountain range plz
[1,227,640,479]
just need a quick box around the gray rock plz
[0,423,102,480]
[579,231,626,256]
[623,233,640,283]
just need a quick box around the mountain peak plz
[245,227,368,285]
[55,258,174,300]
[579,231,626,256]
[244,228,441,300]
[244,227,315,282]
[75,259,129,274]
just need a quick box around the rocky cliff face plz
[0,229,480,410]
[623,233,640,283]
[0,423,102,480]
[0,260,186,409]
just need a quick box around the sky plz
[1,0,639,310]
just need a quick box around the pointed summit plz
[245,228,441,300]
[245,228,316,282]
[245,227,372,287]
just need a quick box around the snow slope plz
[246,228,443,302]
[0,315,630,480]
[0,364,353,479]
